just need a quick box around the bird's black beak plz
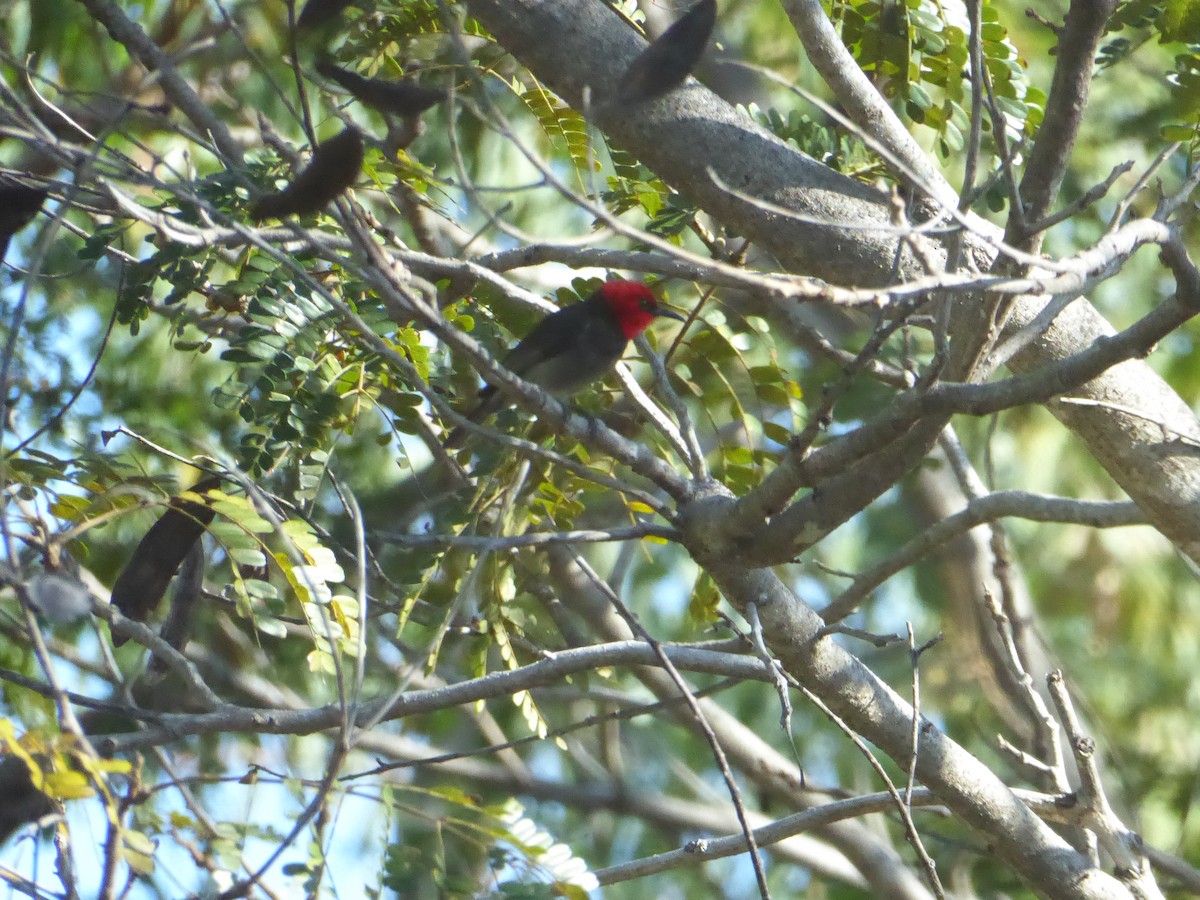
[656,307,687,323]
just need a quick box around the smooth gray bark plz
[466,0,1200,564]
[461,1,1175,896]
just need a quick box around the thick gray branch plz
[463,0,1200,565]
[99,641,771,751]
[71,0,243,163]
[545,546,935,900]
[465,0,931,287]
[675,488,1133,898]
[1017,0,1119,238]
[779,0,958,210]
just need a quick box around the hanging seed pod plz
[250,126,364,221]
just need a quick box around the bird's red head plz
[596,280,684,339]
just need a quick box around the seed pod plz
[297,0,354,29]
[316,58,443,118]
[614,0,717,106]
[0,179,47,263]
[109,476,221,646]
[250,126,364,221]
[0,756,58,845]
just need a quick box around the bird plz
[451,280,685,442]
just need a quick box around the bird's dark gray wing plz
[498,302,592,378]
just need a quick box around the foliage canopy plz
[4,0,1200,897]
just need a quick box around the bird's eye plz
[642,298,656,311]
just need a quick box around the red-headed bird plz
[453,280,684,440]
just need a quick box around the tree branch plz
[680,520,1134,898]
[70,0,243,163]
[1016,0,1120,243]
[99,641,773,751]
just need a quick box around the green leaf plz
[518,78,596,182]
[907,82,933,110]
[120,828,157,875]
[762,421,792,445]
[1162,123,1199,141]
[229,546,267,567]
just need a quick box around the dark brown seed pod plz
[614,0,717,107]
[0,756,58,845]
[297,0,354,29]
[109,476,221,646]
[250,126,364,221]
[0,179,48,263]
[145,542,205,674]
[315,58,443,117]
